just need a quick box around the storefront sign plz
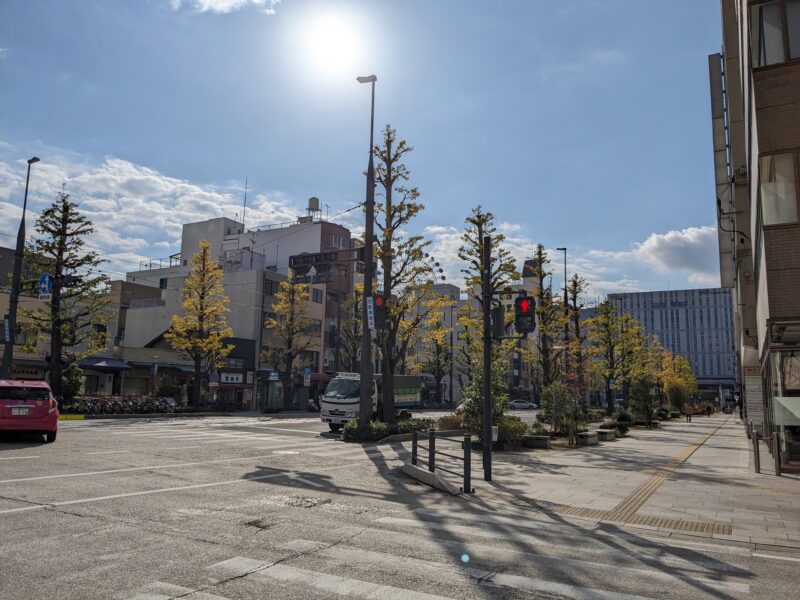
[221,372,243,384]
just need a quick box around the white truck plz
[319,372,422,432]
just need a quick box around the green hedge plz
[341,417,437,442]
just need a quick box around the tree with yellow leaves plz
[165,240,233,407]
[261,272,317,410]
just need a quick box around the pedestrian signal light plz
[373,294,386,330]
[514,295,535,335]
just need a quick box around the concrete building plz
[709,0,800,458]
[405,282,464,405]
[608,289,737,396]
[124,211,353,410]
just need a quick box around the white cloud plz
[0,48,7,59]
[171,0,281,14]
[0,144,310,279]
[634,225,719,284]
[424,219,720,299]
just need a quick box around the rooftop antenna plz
[242,177,248,231]
[325,203,330,220]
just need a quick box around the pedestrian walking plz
[706,404,711,417]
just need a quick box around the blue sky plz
[0,0,723,296]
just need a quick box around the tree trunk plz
[605,379,614,417]
[382,331,395,424]
[191,355,202,407]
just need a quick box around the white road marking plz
[0,463,354,515]
[0,456,39,461]
[246,426,322,435]
[293,476,323,488]
[209,556,454,600]
[86,450,131,455]
[752,552,800,563]
[290,539,739,599]
[0,440,339,484]
[163,446,203,450]
[128,581,232,599]
[272,450,300,454]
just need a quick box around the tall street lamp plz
[2,157,40,379]
[357,74,377,426]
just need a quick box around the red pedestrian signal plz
[373,294,386,329]
[514,295,536,335]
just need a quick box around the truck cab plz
[319,372,377,432]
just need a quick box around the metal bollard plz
[428,428,436,473]
[463,434,472,493]
[411,429,418,466]
[773,432,782,477]
[752,427,760,474]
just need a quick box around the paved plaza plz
[0,413,798,599]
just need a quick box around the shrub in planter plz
[527,421,549,436]
[587,408,606,422]
[396,418,436,434]
[342,420,393,442]
[656,407,669,420]
[613,409,632,423]
[497,415,527,443]
[437,414,463,431]
[601,419,627,436]
[669,410,681,419]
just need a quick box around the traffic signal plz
[514,295,536,335]
[373,294,386,330]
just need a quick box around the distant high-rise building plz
[709,1,800,454]
[608,289,737,395]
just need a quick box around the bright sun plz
[305,14,361,76]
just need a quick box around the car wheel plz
[45,430,57,443]
[329,423,342,433]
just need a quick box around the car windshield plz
[0,386,49,401]
[323,379,360,398]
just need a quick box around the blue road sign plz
[39,273,53,294]
[303,367,311,376]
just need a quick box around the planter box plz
[596,429,615,441]
[576,432,598,446]
[522,435,551,449]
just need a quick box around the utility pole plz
[357,75,377,426]
[482,235,493,481]
[1,157,39,380]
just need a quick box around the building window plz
[760,153,798,224]
[751,0,800,66]
[159,277,168,289]
[311,288,323,304]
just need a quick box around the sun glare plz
[305,14,361,77]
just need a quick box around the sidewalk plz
[473,414,800,549]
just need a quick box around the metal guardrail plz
[411,428,474,494]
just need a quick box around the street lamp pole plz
[357,75,377,426]
[2,157,40,379]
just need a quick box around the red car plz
[0,380,59,443]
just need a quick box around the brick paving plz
[474,413,800,548]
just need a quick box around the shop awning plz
[78,356,131,372]
[127,361,194,372]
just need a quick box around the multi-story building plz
[608,289,737,397]
[405,282,464,405]
[124,208,353,410]
[709,0,800,457]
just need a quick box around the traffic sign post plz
[38,273,53,301]
[303,367,311,387]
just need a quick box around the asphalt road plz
[1,414,797,599]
